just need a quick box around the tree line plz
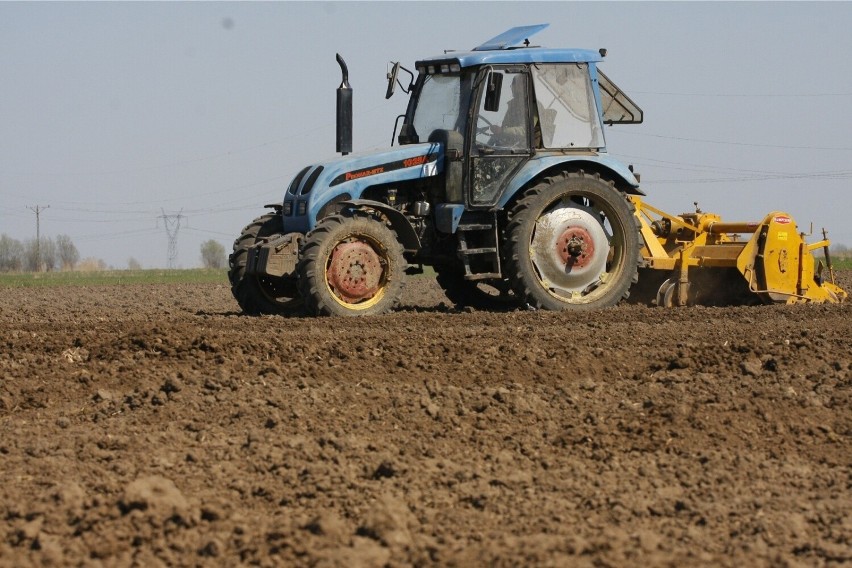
[0,233,79,272]
[0,234,228,272]
[830,243,851,258]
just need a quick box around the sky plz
[2,1,851,269]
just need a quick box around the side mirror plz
[385,62,401,100]
[484,72,503,112]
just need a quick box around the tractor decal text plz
[403,155,429,168]
[330,154,438,186]
[346,167,384,181]
[774,215,792,225]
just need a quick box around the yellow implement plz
[630,196,847,307]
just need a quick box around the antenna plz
[27,204,50,271]
[158,209,185,268]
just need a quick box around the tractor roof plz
[416,24,603,69]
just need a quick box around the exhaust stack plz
[336,53,353,155]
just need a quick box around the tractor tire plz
[434,264,518,311]
[229,212,303,315]
[504,170,641,311]
[297,212,406,316]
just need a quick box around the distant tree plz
[22,239,38,272]
[23,237,56,272]
[43,238,57,271]
[56,234,80,271]
[127,257,142,270]
[78,257,107,272]
[0,234,23,272]
[830,243,849,258]
[200,240,226,269]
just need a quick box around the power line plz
[614,152,852,179]
[32,173,290,211]
[72,227,161,242]
[183,227,236,238]
[0,100,388,178]
[610,129,852,151]
[631,90,852,98]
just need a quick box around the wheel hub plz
[556,227,596,268]
[531,204,610,293]
[327,240,383,303]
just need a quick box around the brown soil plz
[1,272,850,567]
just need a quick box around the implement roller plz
[632,197,847,307]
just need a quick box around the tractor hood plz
[282,142,443,233]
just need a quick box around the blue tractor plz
[229,24,646,316]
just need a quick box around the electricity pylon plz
[158,209,185,269]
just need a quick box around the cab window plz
[475,71,530,150]
[532,63,604,149]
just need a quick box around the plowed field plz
[1,272,850,567]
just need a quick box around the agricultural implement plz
[631,198,846,306]
[229,24,846,316]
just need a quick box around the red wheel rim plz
[326,240,384,303]
[555,226,596,269]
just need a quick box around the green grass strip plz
[0,269,228,287]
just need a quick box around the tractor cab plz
[389,24,643,209]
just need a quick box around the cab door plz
[467,68,533,207]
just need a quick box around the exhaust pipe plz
[336,53,352,155]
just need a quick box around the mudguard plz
[339,200,421,251]
[495,153,643,210]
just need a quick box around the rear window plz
[598,70,643,124]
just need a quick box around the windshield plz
[409,72,471,142]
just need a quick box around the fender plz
[340,199,421,252]
[495,153,644,210]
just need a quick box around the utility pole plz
[27,205,49,272]
[158,209,185,269]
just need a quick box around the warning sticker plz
[777,231,788,241]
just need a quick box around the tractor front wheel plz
[229,213,302,315]
[298,213,406,316]
[504,170,641,310]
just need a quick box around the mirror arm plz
[390,114,406,146]
[398,65,415,94]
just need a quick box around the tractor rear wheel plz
[298,212,406,316]
[229,213,302,315]
[504,170,641,311]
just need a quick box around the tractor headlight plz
[296,201,307,216]
[283,201,293,216]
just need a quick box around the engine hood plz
[282,142,444,233]
[290,143,442,197]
